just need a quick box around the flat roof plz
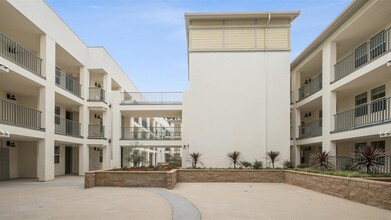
[185,11,300,21]
[291,0,368,71]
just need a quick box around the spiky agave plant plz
[309,151,334,170]
[352,145,385,174]
[266,150,280,169]
[227,151,242,169]
[190,152,203,168]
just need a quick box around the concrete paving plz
[0,176,171,220]
[1,177,390,220]
[172,182,391,220]
[143,188,201,220]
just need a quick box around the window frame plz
[54,146,60,164]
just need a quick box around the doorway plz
[65,147,72,174]
[0,148,10,180]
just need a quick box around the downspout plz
[264,13,271,166]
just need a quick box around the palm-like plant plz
[352,145,385,173]
[309,151,334,169]
[190,152,203,168]
[266,151,280,168]
[227,151,242,169]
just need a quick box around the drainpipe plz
[264,13,271,166]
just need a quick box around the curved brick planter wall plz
[285,171,391,210]
[85,169,391,210]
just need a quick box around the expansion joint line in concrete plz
[141,188,201,220]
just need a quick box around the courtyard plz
[0,176,389,220]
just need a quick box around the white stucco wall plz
[183,51,291,167]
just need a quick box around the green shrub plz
[252,160,263,169]
[296,163,308,168]
[240,161,252,168]
[282,160,294,169]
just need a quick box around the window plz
[54,146,60,164]
[371,85,386,113]
[55,106,61,125]
[99,149,103,163]
[371,140,385,151]
[354,142,367,153]
[354,43,368,69]
[355,92,367,117]
[55,67,61,85]
[370,30,386,60]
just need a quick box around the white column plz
[102,146,110,169]
[111,91,122,168]
[103,74,112,103]
[77,67,90,175]
[293,108,301,166]
[37,34,56,181]
[322,42,337,155]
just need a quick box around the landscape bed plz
[85,169,391,210]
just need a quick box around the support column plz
[102,146,110,169]
[322,42,337,155]
[293,108,301,166]
[37,34,55,181]
[111,91,122,168]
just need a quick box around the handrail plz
[121,92,182,105]
[0,32,42,76]
[55,68,82,97]
[0,98,42,129]
[334,97,391,132]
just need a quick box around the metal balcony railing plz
[121,127,181,140]
[0,32,42,76]
[298,119,322,138]
[88,87,105,102]
[334,28,390,82]
[55,69,82,97]
[88,124,105,139]
[334,97,391,132]
[298,73,322,101]
[121,92,182,105]
[0,99,42,129]
[329,155,391,174]
[54,115,81,137]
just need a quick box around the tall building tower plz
[183,12,300,167]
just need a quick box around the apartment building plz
[290,0,391,169]
[182,12,299,167]
[0,0,178,181]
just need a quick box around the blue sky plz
[45,0,351,92]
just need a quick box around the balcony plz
[88,124,105,139]
[0,32,42,77]
[54,115,81,137]
[88,87,105,102]
[121,127,181,140]
[55,69,82,98]
[0,99,42,130]
[298,74,322,101]
[121,92,182,105]
[334,97,391,132]
[334,28,390,82]
[298,119,322,138]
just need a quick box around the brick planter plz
[177,169,285,183]
[285,171,391,210]
[84,169,391,210]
